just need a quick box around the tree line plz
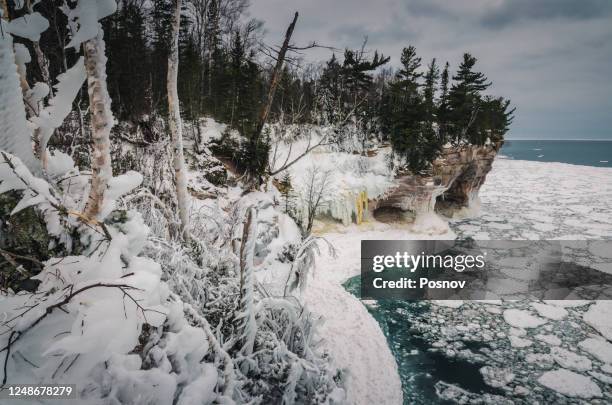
[11,0,514,180]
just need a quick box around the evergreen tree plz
[423,58,439,123]
[448,53,491,144]
[104,0,150,121]
[278,172,296,217]
[179,10,203,120]
[437,62,450,143]
[150,0,174,112]
[387,46,428,172]
[478,96,515,143]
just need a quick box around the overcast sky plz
[249,0,612,140]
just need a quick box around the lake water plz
[500,140,612,167]
[343,277,504,404]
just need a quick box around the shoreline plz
[305,223,456,405]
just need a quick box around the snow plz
[411,211,450,235]
[31,58,87,152]
[502,309,547,328]
[65,0,118,48]
[304,223,454,405]
[0,22,40,174]
[538,369,602,399]
[7,12,49,41]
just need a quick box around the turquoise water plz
[344,277,503,404]
[500,140,612,167]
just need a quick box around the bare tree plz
[168,0,191,238]
[252,12,299,145]
[301,165,332,235]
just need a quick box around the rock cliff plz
[373,142,502,224]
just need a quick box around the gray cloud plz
[249,0,612,139]
[481,0,612,29]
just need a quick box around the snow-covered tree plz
[168,0,191,238]
[0,5,41,174]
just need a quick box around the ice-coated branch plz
[237,207,257,356]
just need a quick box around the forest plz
[0,0,514,403]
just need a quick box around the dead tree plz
[252,12,299,144]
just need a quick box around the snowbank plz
[305,223,456,405]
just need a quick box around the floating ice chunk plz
[583,301,612,341]
[535,334,561,346]
[551,347,592,371]
[509,335,532,348]
[579,338,612,364]
[589,371,612,385]
[538,369,601,399]
[526,353,554,367]
[431,300,464,308]
[479,366,515,388]
[503,309,547,328]
[531,302,568,320]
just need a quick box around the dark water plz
[500,140,612,167]
[343,276,502,404]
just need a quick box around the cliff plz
[373,142,502,224]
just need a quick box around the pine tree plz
[387,46,428,172]
[278,172,295,216]
[437,61,450,144]
[105,0,149,121]
[150,0,174,112]
[448,53,491,144]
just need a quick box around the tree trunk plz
[252,12,298,142]
[238,207,257,355]
[168,0,190,238]
[83,28,114,219]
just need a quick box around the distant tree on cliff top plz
[448,53,491,145]
[385,46,443,173]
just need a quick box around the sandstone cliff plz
[373,142,502,224]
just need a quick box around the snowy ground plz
[306,158,612,404]
[305,223,455,405]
